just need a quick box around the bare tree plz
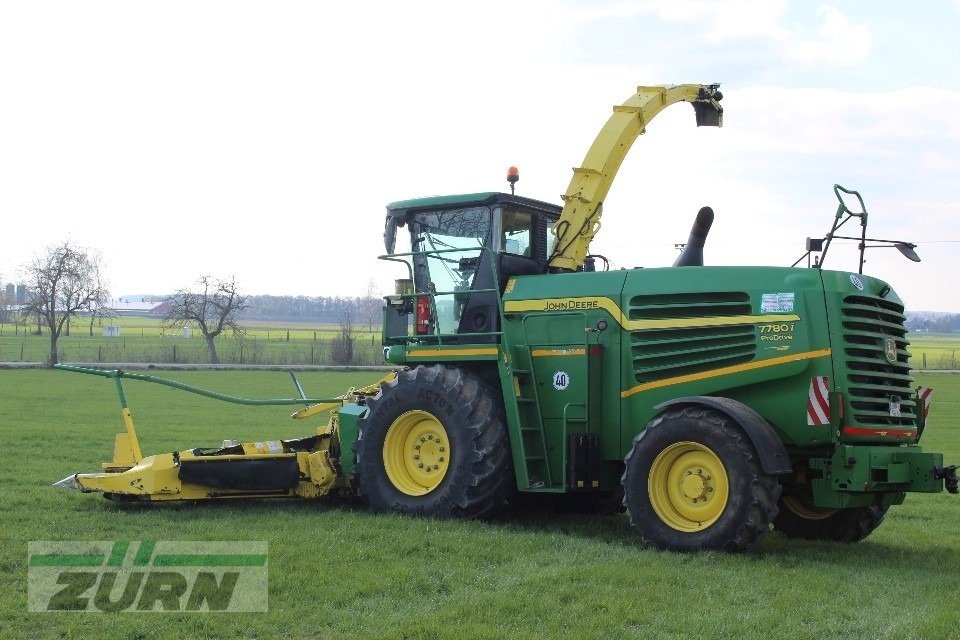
[361,278,382,333]
[22,242,109,366]
[162,276,247,364]
[84,257,114,336]
[0,274,8,325]
[330,305,355,365]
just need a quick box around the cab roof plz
[386,192,561,218]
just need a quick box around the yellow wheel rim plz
[648,441,729,532]
[382,410,451,496]
[782,495,837,520]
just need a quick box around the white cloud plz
[646,1,871,64]
[781,5,872,64]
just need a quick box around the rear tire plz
[772,495,889,542]
[622,406,780,552]
[353,365,512,519]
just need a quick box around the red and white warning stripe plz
[917,387,933,419]
[807,376,831,425]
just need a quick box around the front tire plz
[353,365,512,519]
[772,494,889,542]
[622,407,780,552]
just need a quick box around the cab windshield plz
[412,206,491,334]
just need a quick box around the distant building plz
[104,297,170,316]
[15,284,27,303]
[150,300,174,316]
[4,283,13,299]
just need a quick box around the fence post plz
[20,342,24,361]
[922,353,927,369]
[173,345,177,363]
[98,345,102,363]
[240,343,244,364]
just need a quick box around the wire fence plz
[0,333,386,366]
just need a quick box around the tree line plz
[240,292,380,326]
[905,313,960,333]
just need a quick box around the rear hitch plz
[934,466,959,494]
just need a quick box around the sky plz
[1,1,958,311]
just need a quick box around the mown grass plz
[1,370,958,639]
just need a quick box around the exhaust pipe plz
[673,206,714,267]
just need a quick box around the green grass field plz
[1,370,959,639]
[911,334,960,369]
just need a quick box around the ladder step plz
[512,368,531,375]
[517,397,536,403]
[525,455,545,461]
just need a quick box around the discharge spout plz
[672,206,714,267]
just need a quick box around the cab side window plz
[502,209,533,256]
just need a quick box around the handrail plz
[55,364,344,407]
[379,244,508,345]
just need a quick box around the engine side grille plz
[842,294,915,427]
[630,292,756,383]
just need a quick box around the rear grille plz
[630,292,755,383]
[842,295,915,427]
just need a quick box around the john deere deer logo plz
[884,337,898,363]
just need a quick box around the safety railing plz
[378,246,507,346]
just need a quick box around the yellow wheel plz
[354,365,512,519]
[773,491,889,542]
[781,495,836,521]
[647,441,729,532]
[382,410,451,496]
[622,407,780,552]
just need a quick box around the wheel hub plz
[383,410,451,496]
[648,441,729,532]
[680,471,710,501]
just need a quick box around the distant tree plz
[0,274,7,324]
[22,241,108,366]
[330,305,355,365]
[361,278,382,332]
[162,276,247,364]
[84,258,114,336]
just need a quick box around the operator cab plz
[382,192,561,343]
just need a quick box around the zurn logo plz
[28,541,267,612]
